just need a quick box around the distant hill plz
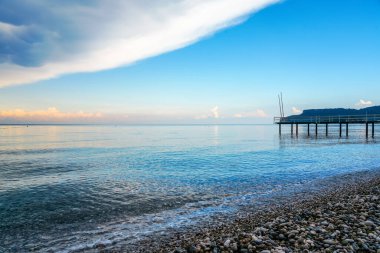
[288,105,380,118]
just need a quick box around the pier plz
[274,115,380,138]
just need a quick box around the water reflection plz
[212,125,219,145]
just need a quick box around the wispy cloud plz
[0,106,274,124]
[0,0,279,87]
[211,106,220,119]
[291,106,302,114]
[0,107,102,122]
[195,106,221,120]
[356,99,373,107]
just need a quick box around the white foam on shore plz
[43,180,317,252]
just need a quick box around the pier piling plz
[372,122,375,138]
[275,114,378,138]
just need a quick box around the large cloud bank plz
[0,0,278,87]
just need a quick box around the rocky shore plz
[148,173,380,253]
[97,171,380,253]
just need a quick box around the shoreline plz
[103,169,380,252]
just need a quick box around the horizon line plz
[0,123,273,127]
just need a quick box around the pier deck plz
[274,114,380,137]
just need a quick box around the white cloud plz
[291,106,302,114]
[234,109,267,118]
[0,21,22,34]
[194,106,221,119]
[0,107,102,122]
[356,99,373,107]
[211,106,220,118]
[0,0,279,87]
[255,109,267,117]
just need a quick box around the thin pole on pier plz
[315,123,318,136]
[372,122,375,138]
[278,95,283,119]
[296,124,298,136]
[325,123,328,136]
[279,124,281,136]
[291,123,294,136]
[366,123,369,138]
[346,123,348,137]
[307,124,310,136]
[339,123,342,137]
[280,93,284,118]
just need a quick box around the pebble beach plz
[122,170,380,253]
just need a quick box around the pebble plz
[323,239,337,245]
[364,220,375,226]
[223,239,230,248]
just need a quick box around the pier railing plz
[274,114,380,124]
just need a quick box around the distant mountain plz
[288,105,380,118]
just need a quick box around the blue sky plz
[0,0,380,124]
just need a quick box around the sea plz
[0,124,379,252]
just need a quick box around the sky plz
[0,0,380,124]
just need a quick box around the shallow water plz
[0,124,379,252]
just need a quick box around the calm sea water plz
[1,124,379,252]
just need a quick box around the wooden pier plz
[274,115,380,138]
